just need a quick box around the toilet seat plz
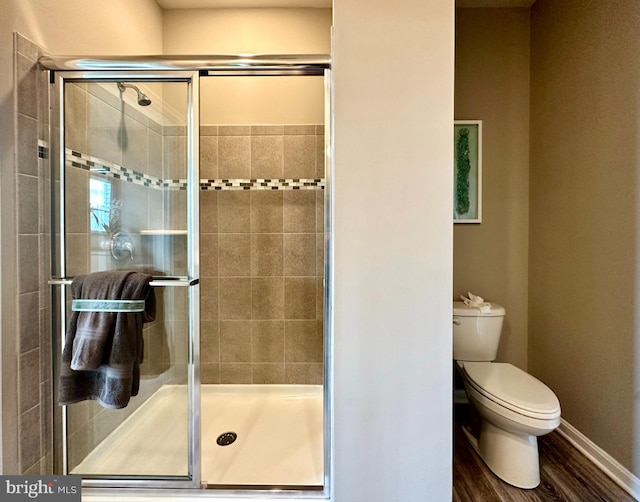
[459,362,560,420]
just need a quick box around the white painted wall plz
[332,0,454,499]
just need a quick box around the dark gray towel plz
[58,270,156,409]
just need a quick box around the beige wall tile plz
[40,382,53,473]
[197,124,327,384]
[283,191,316,233]
[251,277,284,319]
[285,363,323,385]
[284,233,316,276]
[284,125,316,135]
[165,189,187,230]
[220,363,252,384]
[19,349,40,414]
[220,320,252,362]
[163,125,186,137]
[218,234,251,276]
[253,364,285,384]
[201,363,220,384]
[19,235,41,293]
[219,278,251,319]
[200,363,220,384]
[285,320,323,362]
[251,125,284,136]
[316,233,324,276]
[142,323,166,375]
[219,125,251,136]
[87,94,122,167]
[284,135,316,179]
[200,135,218,179]
[315,134,325,178]
[252,320,285,362]
[17,54,37,118]
[200,233,218,277]
[200,125,218,136]
[18,114,38,177]
[163,135,187,180]
[147,188,163,231]
[148,131,163,179]
[121,182,150,232]
[219,135,250,179]
[284,277,316,319]
[316,191,325,232]
[64,84,87,155]
[317,277,325,320]
[201,320,220,363]
[16,34,38,60]
[218,192,250,233]
[250,191,283,233]
[200,277,219,321]
[169,286,189,322]
[251,234,283,276]
[149,118,162,135]
[200,191,218,233]
[64,168,88,234]
[251,136,283,179]
[19,405,41,473]
[121,115,149,173]
[18,174,40,235]
[19,292,40,353]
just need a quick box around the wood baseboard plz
[557,419,640,500]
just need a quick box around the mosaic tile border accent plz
[66,150,169,188]
[38,142,325,191]
[200,178,325,191]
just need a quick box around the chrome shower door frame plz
[51,70,201,490]
[45,55,333,498]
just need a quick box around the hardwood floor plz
[453,404,635,501]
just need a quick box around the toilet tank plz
[453,301,506,361]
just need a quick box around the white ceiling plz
[156,0,534,9]
[156,0,331,8]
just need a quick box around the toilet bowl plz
[453,300,561,489]
[457,361,561,488]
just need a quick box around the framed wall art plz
[454,120,482,223]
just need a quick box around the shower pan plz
[42,55,332,497]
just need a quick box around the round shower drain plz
[216,432,237,446]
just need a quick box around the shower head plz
[117,82,152,106]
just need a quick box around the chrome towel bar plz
[48,277,199,287]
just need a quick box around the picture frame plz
[454,120,482,223]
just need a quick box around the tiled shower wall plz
[14,33,52,475]
[199,125,326,385]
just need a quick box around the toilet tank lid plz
[453,301,505,317]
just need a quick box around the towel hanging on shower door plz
[58,270,156,409]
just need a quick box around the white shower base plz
[72,384,324,486]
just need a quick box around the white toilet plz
[453,300,561,489]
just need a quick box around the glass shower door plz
[51,72,200,488]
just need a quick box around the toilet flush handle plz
[453,317,462,325]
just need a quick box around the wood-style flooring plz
[453,404,635,501]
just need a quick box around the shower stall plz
[42,55,331,495]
